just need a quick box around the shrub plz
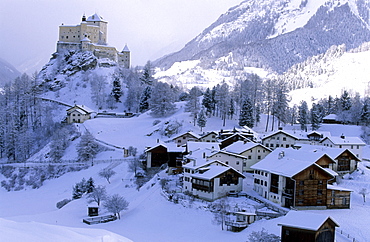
[56,199,72,209]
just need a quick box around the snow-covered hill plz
[0,58,21,86]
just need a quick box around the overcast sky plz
[0,0,242,72]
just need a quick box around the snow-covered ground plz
[1,106,369,241]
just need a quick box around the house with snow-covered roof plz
[66,104,96,123]
[173,132,201,147]
[251,148,351,209]
[208,141,271,172]
[183,160,245,201]
[145,143,183,172]
[278,211,339,242]
[219,133,253,149]
[199,131,218,143]
[320,134,366,160]
[261,129,300,149]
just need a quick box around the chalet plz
[145,143,183,171]
[66,105,95,123]
[261,130,299,150]
[184,162,245,201]
[207,150,247,173]
[251,148,351,209]
[320,135,366,160]
[322,114,340,124]
[199,131,219,143]
[173,132,200,147]
[278,211,339,242]
[219,133,253,149]
[218,127,254,140]
[185,141,219,155]
[297,144,360,174]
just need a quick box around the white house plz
[320,135,366,160]
[66,104,95,123]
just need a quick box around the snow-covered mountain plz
[0,58,21,86]
[154,0,370,82]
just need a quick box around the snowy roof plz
[323,168,338,177]
[200,131,218,139]
[224,141,268,154]
[145,143,184,153]
[278,211,339,231]
[122,44,130,52]
[191,165,244,180]
[323,114,338,120]
[208,150,247,159]
[261,130,300,141]
[250,148,335,178]
[86,13,106,22]
[172,131,201,140]
[297,144,360,162]
[186,141,219,153]
[220,133,252,142]
[67,104,95,114]
[81,37,91,42]
[183,159,226,170]
[327,184,353,192]
[320,136,366,146]
[185,148,218,161]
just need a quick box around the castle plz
[56,13,130,68]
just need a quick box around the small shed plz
[88,203,99,217]
[278,211,339,242]
[225,211,256,232]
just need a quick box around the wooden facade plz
[281,219,338,242]
[293,164,333,208]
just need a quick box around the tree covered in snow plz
[104,194,129,219]
[185,86,202,125]
[90,73,107,110]
[72,177,94,199]
[298,100,309,131]
[149,81,177,117]
[87,185,107,206]
[202,88,214,115]
[111,75,123,102]
[49,125,76,161]
[310,103,322,130]
[337,90,352,124]
[197,108,207,132]
[99,168,116,184]
[76,131,100,162]
[139,86,152,113]
[361,97,370,126]
[211,198,229,230]
[140,61,153,86]
[239,97,254,128]
[248,228,280,242]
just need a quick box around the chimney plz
[340,134,345,139]
[193,159,196,167]
[278,151,285,159]
[278,127,283,130]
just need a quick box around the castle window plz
[66,36,68,39]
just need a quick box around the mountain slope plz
[155,0,370,74]
[0,58,21,86]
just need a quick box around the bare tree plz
[359,188,369,203]
[87,185,107,206]
[248,228,280,242]
[104,194,129,219]
[98,168,116,184]
[211,198,230,230]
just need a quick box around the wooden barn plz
[278,211,339,242]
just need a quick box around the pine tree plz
[111,77,123,102]
[361,97,370,125]
[185,87,202,125]
[139,86,152,113]
[86,177,95,193]
[298,101,309,132]
[140,61,153,85]
[228,98,235,119]
[202,88,213,115]
[338,90,352,124]
[197,108,207,132]
[239,98,254,128]
[311,103,321,130]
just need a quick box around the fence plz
[244,193,289,215]
[336,229,358,242]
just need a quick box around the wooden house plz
[218,127,254,140]
[66,105,95,123]
[145,143,183,171]
[278,211,339,242]
[88,203,99,217]
[219,133,253,149]
[322,114,340,124]
[172,132,200,147]
[251,148,351,209]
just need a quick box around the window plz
[339,145,342,148]
[297,199,304,204]
[286,144,290,148]
[243,162,246,167]
[299,181,304,186]
[258,150,261,153]
[317,189,323,196]
[248,156,252,159]
[357,145,359,149]
[177,140,181,143]
[277,137,280,140]
[298,190,304,195]
[225,161,229,165]
[317,199,323,204]
[351,145,354,149]
[270,144,274,148]
[283,137,286,141]
[264,181,267,186]
[318,180,323,185]
[258,156,261,159]
[236,161,239,165]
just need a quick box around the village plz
[64,103,368,241]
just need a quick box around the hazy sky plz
[0,0,242,72]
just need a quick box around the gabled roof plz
[208,150,247,159]
[186,141,219,153]
[81,37,91,42]
[323,114,338,120]
[297,144,360,162]
[183,159,226,170]
[191,165,245,180]
[261,130,299,141]
[145,143,184,153]
[250,148,335,178]
[185,147,219,162]
[224,141,270,154]
[320,136,366,146]
[220,133,252,143]
[278,211,339,231]
[172,131,201,140]
[67,104,95,114]
[200,131,218,139]
[327,184,353,192]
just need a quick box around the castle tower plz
[118,44,131,68]
[86,13,107,45]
